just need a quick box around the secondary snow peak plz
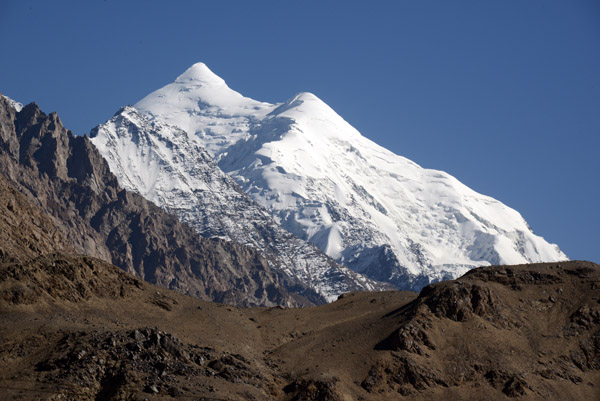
[270,92,321,114]
[291,92,320,102]
[268,92,363,140]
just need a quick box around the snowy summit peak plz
[133,63,275,156]
[175,62,225,86]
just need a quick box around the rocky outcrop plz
[34,327,267,401]
[283,378,341,401]
[368,261,600,398]
[0,95,323,307]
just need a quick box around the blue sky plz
[1,0,599,263]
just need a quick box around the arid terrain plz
[1,255,598,400]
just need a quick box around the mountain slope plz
[1,255,598,400]
[0,94,326,307]
[91,106,389,302]
[0,174,73,263]
[126,62,567,289]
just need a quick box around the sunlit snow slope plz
[97,63,567,290]
[90,106,386,301]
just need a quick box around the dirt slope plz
[0,257,598,400]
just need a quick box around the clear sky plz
[1,0,599,263]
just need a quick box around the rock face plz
[0,94,325,307]
[0,174,73,263]
[0,255,598,400]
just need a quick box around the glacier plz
[91,62,567,293]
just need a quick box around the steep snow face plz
[90,106,387,301]
[125,63,566,289]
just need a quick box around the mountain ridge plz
[0,94,328,307]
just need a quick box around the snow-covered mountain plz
[90,106,387,301]
[92,62,567,291]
